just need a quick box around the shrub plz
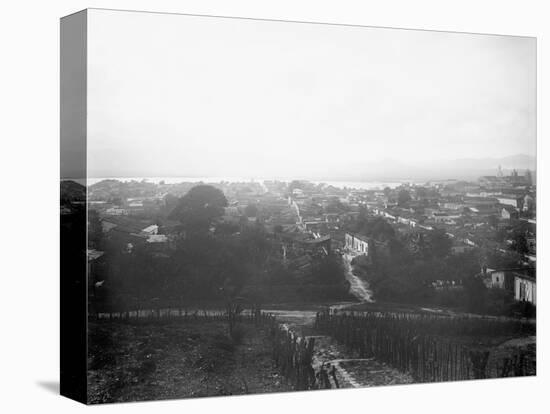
[510,301,536,319]
[230,324,246,345]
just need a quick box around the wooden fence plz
[315,309,535,382]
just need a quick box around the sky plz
[87,9,536,180]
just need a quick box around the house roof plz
[488,267,536,279]
[501,205,517,213]
[304,235,331,244]
[87,249,104,261]
[513,272,536,283]
[101,216,155,234]
[346,232,369,242]
[141,224,159,233]
[147,234,168,243]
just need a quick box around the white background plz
[0,0,547,412]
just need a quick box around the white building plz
[140,224,159,236]
[345,233,369,255]
[483,270,510,289]
[523,194,535,212]
[105,207,128,216]
[514,274,536,305]
[440,202,465,210]
[497,197,522,210]
[146,234,168,243]
[432,212,459,224]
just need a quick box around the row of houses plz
[343,228,536,306]
[99,215,172,253]
[483,268,536,305]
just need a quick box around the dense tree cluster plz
[90,185,350,312]
[397,189,411,206]
[350,216,485,310]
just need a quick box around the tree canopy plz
[397,189,412,206]
[169,185,228,233]
[244,203,258,217]
[355,216,395,241]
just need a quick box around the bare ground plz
[266,308,414,388]
[87,320,292,404]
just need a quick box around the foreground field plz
[88,320,292,403]
[87,305,536,403]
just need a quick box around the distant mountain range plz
[78,154,537,186]
[319,154,536,183]
[428,154,536,172]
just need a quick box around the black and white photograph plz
[58,8,538,404]
[4,0,550,412]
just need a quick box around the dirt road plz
[264,306,413,389]
[342,253,373,302]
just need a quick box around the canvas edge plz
[60,8,88,405]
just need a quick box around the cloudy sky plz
[87,9,536,180]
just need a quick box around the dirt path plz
[264,252,410,389]
[264,307,413,388]
[308,335,413,388]
[342,253,373,302]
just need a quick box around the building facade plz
[514,274,536,305]
[345,233,369,255]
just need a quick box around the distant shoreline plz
[79,177,408,190]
